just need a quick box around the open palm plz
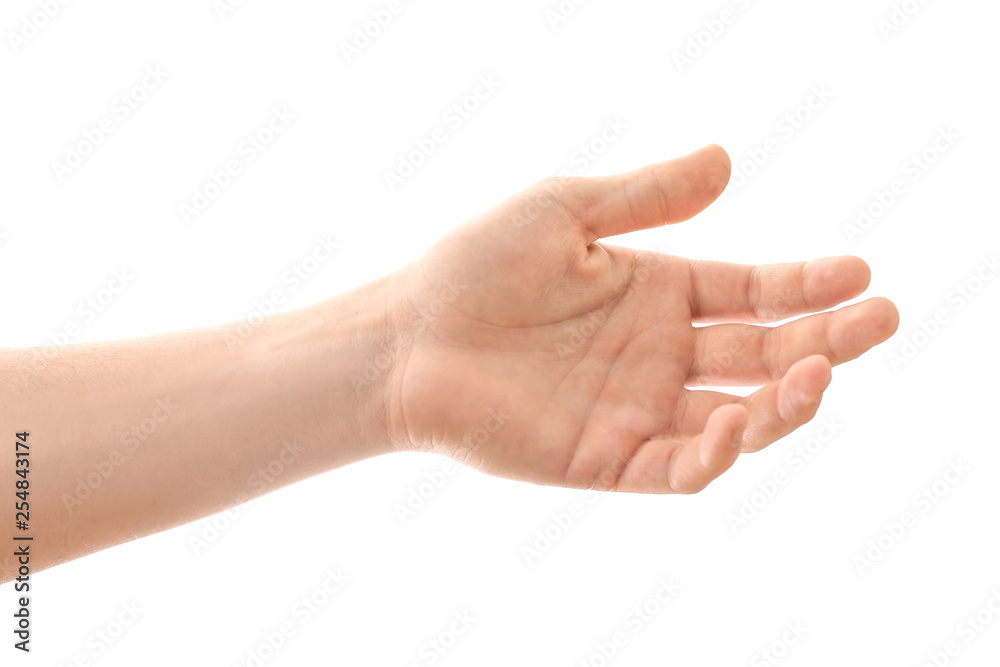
[386,145,898,494]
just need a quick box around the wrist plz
[250,273,404,465]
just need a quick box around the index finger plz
[688,255,872,323]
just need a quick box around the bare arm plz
[0,146,898,583]
[0,277,398,582]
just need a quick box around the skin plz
[0,145,898,583]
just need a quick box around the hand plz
[384,145,899,494]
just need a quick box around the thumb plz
[568,144,731,242]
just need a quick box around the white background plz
[2,0,999,665]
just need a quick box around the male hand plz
[385,145,898,494]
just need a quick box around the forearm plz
[0,275,397,582]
